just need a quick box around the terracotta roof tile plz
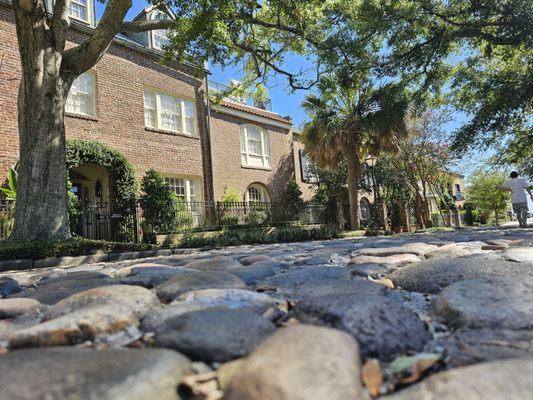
[217,100,292,124]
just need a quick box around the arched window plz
[151,12,170,49]
[245,184,270,203]
[360,198,371,221]
[240,125,270,168]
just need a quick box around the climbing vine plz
[66,140,137,240]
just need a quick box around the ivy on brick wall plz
[66,140,137,240]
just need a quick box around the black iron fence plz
[142,201,327,234]
[0,199,327,242]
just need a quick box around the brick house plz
[0,1,317,223]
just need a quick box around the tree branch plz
[62,0,132,76]
[52,0,70,51]
[121,19,174,33]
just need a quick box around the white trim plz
[143,89,197,136]
[211,103,292,130]
[66,71,97,117]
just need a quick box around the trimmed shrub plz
[0,238,153,261]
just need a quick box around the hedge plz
[0,238,153,261]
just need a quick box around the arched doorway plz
[66,140,137,241]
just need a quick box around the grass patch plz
[0,237,154,261]
[176,225,339,248]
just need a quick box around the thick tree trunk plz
[12,76,72,240]
[11,1,73,240]
[346,149,361,230]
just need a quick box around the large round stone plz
[434,277,533,330]
[183,256,242,271]
[390,256,533,293]
[502,247,533,263]
[436,328,533,367]
[254,266,352,292]
[45,284,160,320]
[0,298,46,319]
[8,305,139,348]
[176,288,276,314]
[0,277,22,297]
[155,271,246,302]
[120,266,198,288]
[154,309,276,363]
[9,271,118,304]
[383,358,533,400]
[349,253,421,266]
[229,261,288,285]
[239,254,272,266]
[0,347,191,400]
[225,325,365,400]
[294,292,429,360]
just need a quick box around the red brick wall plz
[0,4,315,205]
[209,110,296,202]
[0,4,213,200]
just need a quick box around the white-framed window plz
[151,12,170,49]
[240,125,270,168]
[165,177,201,203]
[245,184,270,203]
[144,90,196,136]
[66,72,96,117]
[299,149,318,183]
[69,0,90,22]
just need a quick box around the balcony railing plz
[208,80,273,111]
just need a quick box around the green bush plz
[285,180,305,220]
[0,238,153,261]
[244,208,268,226]
[139,170,180,242]
[221,187,241,203]
[177,225,338,248]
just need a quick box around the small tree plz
[285,180,305,220]
[467,170,510,225]
[220,187,241,227]
[139,170,178,242]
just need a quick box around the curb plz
[0,249,176,272]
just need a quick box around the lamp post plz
[365,155,378,227]
[365,155,389,230]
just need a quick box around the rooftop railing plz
[208,80,273,111]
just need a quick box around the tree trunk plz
[346,149,361,230]
[11,3,73,240]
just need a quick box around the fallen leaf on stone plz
[179,372,223,400]
[217,358,246,390]
[389,353,441,384]
[369,277,395,289]
[361,358,382,397]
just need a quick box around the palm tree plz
[302,74,408,230]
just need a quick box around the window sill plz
[241,164,272,171]
[66,112,98,122]
[145,127,199,140]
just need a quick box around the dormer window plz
[151,12,170,49]
[69,0,91,23]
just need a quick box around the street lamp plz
[365,155,379,227]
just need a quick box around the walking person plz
[500,171,533,228]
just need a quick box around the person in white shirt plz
[500,171,533,228]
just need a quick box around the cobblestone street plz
[0,226,532,399]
